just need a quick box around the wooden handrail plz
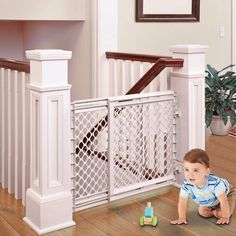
[0,58,30,73]
[106,51,184,94]
[106,51,171,63]
[126,58,183,94]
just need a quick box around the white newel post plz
[169,45,208,184]
[23,50,75,234]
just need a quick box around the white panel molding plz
[47,96,63,189]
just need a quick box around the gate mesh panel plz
[72,105,108,204]
[111,99,175,191]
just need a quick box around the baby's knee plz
[198,208,213,218]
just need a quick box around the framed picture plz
[136,0,200,22]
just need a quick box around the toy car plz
[139,202,158,227]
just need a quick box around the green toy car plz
[139,202,158,227]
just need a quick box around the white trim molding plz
[232,0,236,66]
[92,0,118,98]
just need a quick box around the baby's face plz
[183,161,210,188]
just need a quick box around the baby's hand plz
[171,218,187,225]
[216,217,229,225]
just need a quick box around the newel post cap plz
[26,49,72,61]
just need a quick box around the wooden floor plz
[1,134,236,236]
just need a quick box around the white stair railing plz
[0,59,30,205]
[108,59,169,95]
[105,52,171,96]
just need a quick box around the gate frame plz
[71,91,178,210]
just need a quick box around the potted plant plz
[205,64,236,135]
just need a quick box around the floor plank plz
[206,135,236,186]
[109,201,195,236]
[80,207,151,236]
[155,189,236,236]
[71,214,108,236]
[0,215,20,236]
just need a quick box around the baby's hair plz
[183,148,210,168]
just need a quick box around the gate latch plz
[172,160,183,175]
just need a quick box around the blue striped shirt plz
[180,174,230,207]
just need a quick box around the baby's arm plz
[214,192,230,225]
[171,196,188,225]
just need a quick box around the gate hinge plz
[172,160,183,175]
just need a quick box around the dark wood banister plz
[106,51,171,63]
[77,52,183,157]
[126,58,183,94]
[0,58,30,73]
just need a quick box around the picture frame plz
[136,0,200,22]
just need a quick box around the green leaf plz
[205,110,213,127]
[222,114,228,125]
[207,64,218,77]
[217,64,235,74]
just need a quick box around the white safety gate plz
[71,91,178,211]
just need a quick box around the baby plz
[171,148,236,225]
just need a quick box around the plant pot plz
[210,116,232,136]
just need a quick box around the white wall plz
[118,0,232,69]
[0,1,92,101]
[0,22,24,60]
